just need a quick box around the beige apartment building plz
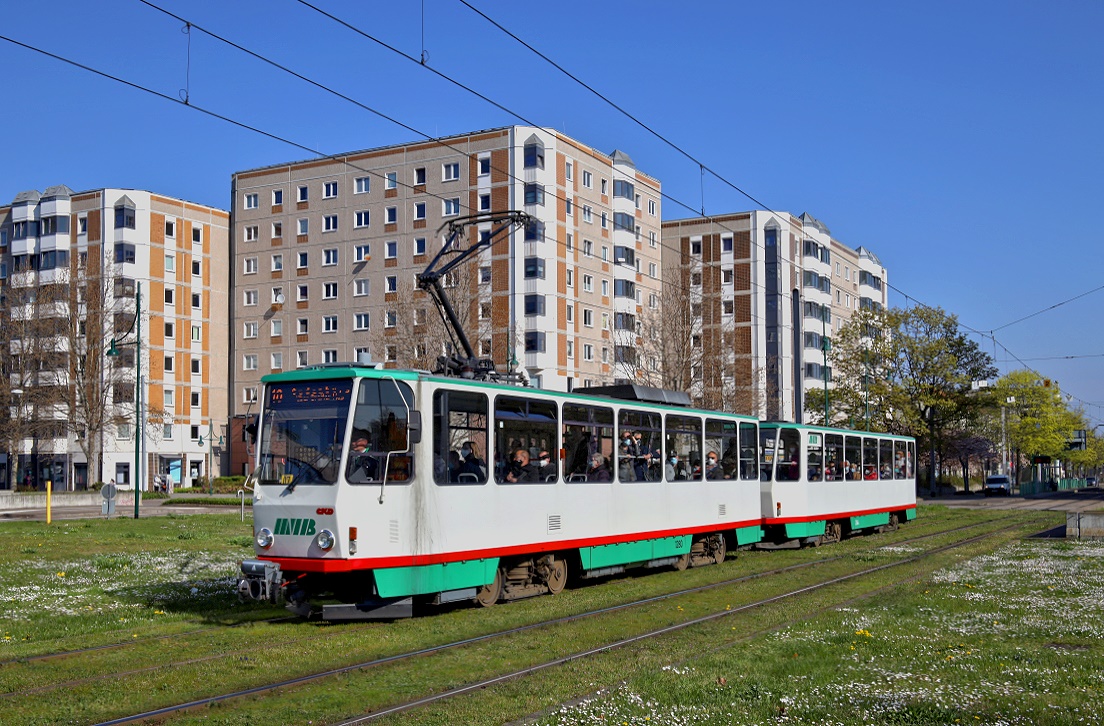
[229,126,663,442]
[661,211,888,423]
[0,187,229,490]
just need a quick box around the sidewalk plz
[0,490,245,521]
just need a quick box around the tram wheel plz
[545,556,568,595]
[475,568,503,607]
[886,512,899,532]
[823,521,843,545]
[673,552,690,571]
[711,533,726,565]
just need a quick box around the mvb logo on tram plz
[273,518,317,536]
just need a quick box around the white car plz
[983,475,1012,496]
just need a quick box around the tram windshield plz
[255,380,353,487]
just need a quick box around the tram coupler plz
[238,559,284,604]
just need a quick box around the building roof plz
[610,149,635,168]
[800,212,830,235]
[42,185,75,200]
[12,190,41,205]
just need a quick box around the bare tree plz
[371,263,486,372]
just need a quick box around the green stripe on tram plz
[784,521,826,539]
[850,512,890,530]
[373,558,500,598]
[580,535,693,569]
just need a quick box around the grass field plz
[1,508,1100,725]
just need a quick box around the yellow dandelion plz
[56,572,65,578]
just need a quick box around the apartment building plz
[661,211,888,423]
[0,186,229,490]
[229,126,663,436]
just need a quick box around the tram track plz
[2,516,989,702]
[59,514,1046,726]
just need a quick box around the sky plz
[2,1,1102,422]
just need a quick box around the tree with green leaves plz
[988,371,1084,485]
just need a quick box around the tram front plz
[238,366,419,617]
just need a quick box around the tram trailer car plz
[239,365,768,620]
[757,423,917,547]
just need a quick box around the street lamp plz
[107,282,142,519]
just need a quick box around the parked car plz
[983,474,1012,496]
[1086,476,1098,487]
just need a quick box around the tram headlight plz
[315,528,336,551]
[255,528,274,549]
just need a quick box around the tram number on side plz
[280,474,294,485]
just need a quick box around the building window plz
[165,254,175,273]
[480,265,492,284]
[582,170,592,188]
[244,321,258,339]
[192,259,201,276]
[582,274,593,292]
[271,319,283,337]
[524,257,545,279]
[271,352,283,370]
[414,237,426,256]
[385,172,397,190]
[582,239,593,257]
[648,199,657,216]
[297,284,308,302]
[243,387,257,403]
[323,315,338,333]
[523,140,545,169]
[385,206,397,224]
[323,282,338,299]
[297,318,308,334]
[583,344,594,361]
[613,180,634,199]
[524,220,545,242]
[414,202,426,220]
[385,275,397,293]
[479,194,491,211]
[272,222,283,238]
[443,198,461,216]
[323,181,338,198]
[165,388,176,409]
[354,278,370,296]
[191,324,201,342]
[414,167,426,185]
[478,157,491,176]
[386,241,398,259]
[297,218,308,236]
[272,189,283,205]
[582,205,592,223]
[601,178,608,195]
[323,214,338,232]
[269,254,282,272]
[114,205,136,229]
[524,183,545,205]
[354,210,370,228]
[297,185,309,202]
[323,349,338,364]
[524,294,545,316]
[244,257,258,275]
[297,251,308,268]
[583,309,593,327]
[114,243,136,264]
[565,160,573,181]
[601,212,608,229]
[165,220,176,238]
[354,312,370,330]
[443,162,460,181]
[244,289,258,306]
[323,248,338,265]
[385,311,397,328]
[164,322,175,339]
[243,354,258,371]
[355,176,370,194]
[244,193,258,209]
[524,331,546,352]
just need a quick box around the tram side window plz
[432,389,488,485]
[495,395,557,484]
[844,436,861,480]
[563,403,613,482]
[774,428,801,482]
[825,434,844,481]
[347,378,414,485]
[665,414,703,481]
[705,418,740,480]
[879,439,894,480]
[618,409,662,482]
[893,441,907,480]
[739,422,758,480]
[906,442,915,478]
[807,433,824,482]
[759,429,777,482]
[862,437,879,480]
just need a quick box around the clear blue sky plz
[2,1,1102,422]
